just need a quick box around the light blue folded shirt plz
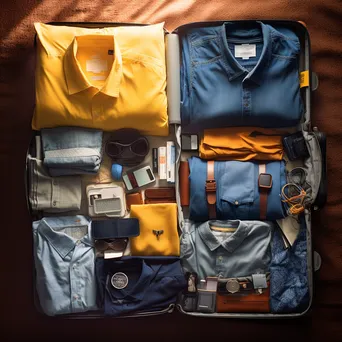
[180,219,273,280]
[33,215,98,316]
[41,127,103,176]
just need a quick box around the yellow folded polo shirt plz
[129,203,179,256]
[32,23,168,136]
[199,127,284,161]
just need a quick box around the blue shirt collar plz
[198,220,249,253]
[38,216,93,259]
[220,21,272,85]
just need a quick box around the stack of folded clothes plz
[41,127,103,176]
[28,156,82,213]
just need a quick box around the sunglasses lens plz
[107,143,122,157]
[95,240,107,252]
[131,139,149,156]
[109,239,128,251]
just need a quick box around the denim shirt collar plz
[107,259,160,301]
[198,220,249,253]
[220,21,272,85]
[38,216,93,259]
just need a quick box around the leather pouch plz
[144,187,176,204]
[216,275,270,313]
[179,161,190,206]
[125,191,143,210]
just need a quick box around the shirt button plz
[73,295,78,300]
[52,201,57,206]
[244,103,249,107]
[218,256,223,261]
[234,200,239,205]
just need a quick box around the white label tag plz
[86,55,108,73]
[91,75,106,81]
[104,250,124,259]
[234,44,256,60]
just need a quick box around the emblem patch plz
[111,272,128,289]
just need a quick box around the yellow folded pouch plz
[129,203,180,256]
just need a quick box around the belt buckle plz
[205,179,216,193]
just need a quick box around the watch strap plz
[92,218,140,239]
[206,160,217,219]
[259,164,267,220]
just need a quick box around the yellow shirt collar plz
[63,35,123,97]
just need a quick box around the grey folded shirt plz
[28,156,82,213]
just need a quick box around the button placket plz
[242,83,252,117]
[92,93,103,119]
[51,177,59,208]
[70,249,82,309]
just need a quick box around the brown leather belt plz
[259,164,267,220]
[206,161,217,219]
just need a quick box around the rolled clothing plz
[41,127,103,176]
[188,157,286,221]
[199,127,284,161]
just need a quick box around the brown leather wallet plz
[216,275,270,313]
[144,187,176,204]
[125,191,143,210]
[179,161,190,206]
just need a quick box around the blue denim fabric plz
[180,21,303,130]
[188,157,286,221]
[96,257,186,316]
[270,218,309,313]
[41,127,103,176]
[33,216,97,316]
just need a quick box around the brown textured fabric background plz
[1,0,342,340]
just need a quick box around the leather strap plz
[206,161,217,219]
[92,218,140,239]
[259,164,267,220]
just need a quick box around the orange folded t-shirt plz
[199,127,284,161]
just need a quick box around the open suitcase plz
[25,20,327,319]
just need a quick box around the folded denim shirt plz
[96,257,186,316]
[180,21,303,130]
[270,218,309,313]
[28,155,81,213]
[41,127,103,176]
[188,157,286,221]
[33,216,97,316]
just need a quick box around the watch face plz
[259,173,272,188]
[226,279,240,294]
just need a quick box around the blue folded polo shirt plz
[96,257,187,316]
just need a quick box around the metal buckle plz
[205,179,217,193]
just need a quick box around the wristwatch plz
[258,164,272,220]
